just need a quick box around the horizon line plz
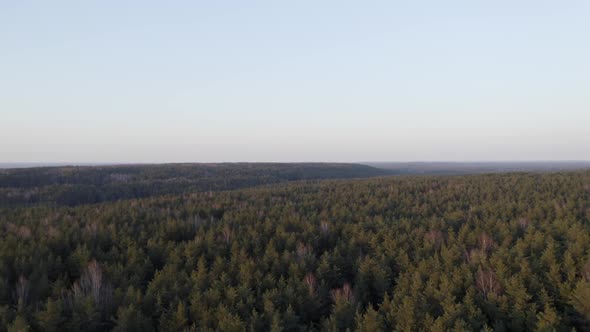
[2,160,590,168]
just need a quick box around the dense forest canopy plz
[366,161,590,175]
[1,165,590,331]
[0,163,389,207]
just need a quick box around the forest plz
[0,163,388,207]
[1,164,590,331]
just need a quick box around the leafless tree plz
[476,268,502,297]
[5,223,31,239]
[296,242,311,260]
[86,260,103,304]
[71,260,112,309]
[46,226,60,238]
[17,226,32,239]
[14,275,29,310]
[518,218,530,229]
[479,232,495,253]
[331,283,354,304]
[320,221,330,235]
[464,250,474,264]
[304,273,317,296]
[222,225,232,244]
[426,230,444,248]
[84,222,99,239]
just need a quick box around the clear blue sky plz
[1,1,589,162]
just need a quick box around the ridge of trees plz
[0,163,389,207]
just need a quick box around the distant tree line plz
[0,163,388,207]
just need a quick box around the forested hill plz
[365,161,590,175]
[0,163,389,206]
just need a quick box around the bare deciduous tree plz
[86,260,103,304]
[426,230,444,248]
[304,272,317,296]
[71,260,112,310]
[47,226,60,238]
[320,221,330,235]
[5,223,32,239]
[476,268,502,297]
[17,226,31,239]
[14,275,29,310]
[331,283,354,304]
[222,225,232,244]
[296,242,312,260]
[518,218,530,229]
[479,232,495,253]
[84,222,99,239]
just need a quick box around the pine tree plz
[113,304,154,332]
[536,304,560,331]
[7,315,30,332]
[570,281,590,320]
[355,306,383,332]
[160,301,189,331]
[36,298,65,332]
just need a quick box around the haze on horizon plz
[1,1,589,163]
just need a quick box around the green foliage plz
[113,304,153,332]
[1,169,590,330]
[7,315,30,332]
[355,306,383,332]
[0,163,388,206]
[570,281,590,324]
[36,298,66,332]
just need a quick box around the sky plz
[1,1,589,163]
